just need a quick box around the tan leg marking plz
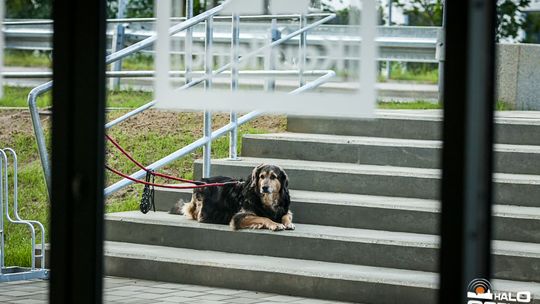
[235,215,286,231]
[181,195,203,221]
[281,211,295,230]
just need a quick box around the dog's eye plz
[259,174,265,179]
[270,175,276,180]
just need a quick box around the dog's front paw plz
[284,222,295,230]
[268,222,286,231]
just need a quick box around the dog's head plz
[249,164,289,197]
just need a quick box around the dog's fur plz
[170,164,294,231]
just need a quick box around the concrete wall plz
[497,43,540,110]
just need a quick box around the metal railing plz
[26,1,337,198]
[0,148,48,282]
[3,21,440,63]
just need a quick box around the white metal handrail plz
[26,2,337,198]
[104,71,335,195]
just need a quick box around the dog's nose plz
[262,186,269,193]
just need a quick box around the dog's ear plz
[249,164,265,189]
[277,165,289,189]
[277,166,290,203]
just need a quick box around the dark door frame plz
[50,0,106,302]
[439,0,496,302]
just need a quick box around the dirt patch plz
[108,109,286,138]
[0,108,286,141]
[0,109,51,142]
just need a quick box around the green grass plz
[4,50,52,68]
[107,89,152,108]
[0,86,153,108]
[496,100,514,111]
[121,54,154,71]
[378,100,441,109]
[3,50,155,71]
[379,62,439,84]
[0,86,52,108]
[378,100,511,110]
[389,68,438,84]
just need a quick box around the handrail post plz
[0,154,3,270]
[264,18,278,91]
[28,87,52,199]
[203,16,214,178]
[299,14,307,87]
[109,0,127,90]
[185,0,194,84]
[437,0,447,103]
[229,14,240,160]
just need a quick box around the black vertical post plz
[439,0,496,303]
[50,0,106,302]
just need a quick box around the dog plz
[170,164,294,231]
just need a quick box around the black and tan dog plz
[171,164,294,231]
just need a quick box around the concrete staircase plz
[104,110,540,304]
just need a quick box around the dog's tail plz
[169,200,185,215]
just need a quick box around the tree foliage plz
[6,0,209,19]
[523,11,540,43]
[496,0,531,41]
[392,0,531,41]
[6,0,52,19]
[392,0,442,26]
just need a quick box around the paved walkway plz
[0,276,353,304]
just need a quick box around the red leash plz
[106,134,197,183]
[105,134,240,189]
[105,165,239,189]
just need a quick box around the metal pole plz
[386,0,392,79]
[0,154,3,270]
[185,0,194,84]
[299,14,307,87]
[203,111,212,178]
[109,24,126,90]
[203,17,214,177]
[28,88,52,198]
[264,18,277,91]
[117,0,126,19]
[229,14,240,160]
[204,17,213,91]
[437,0,447,104]
[109,0,127,90]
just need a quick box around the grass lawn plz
[378,100,442,109]
[3,50,153,71]
[378,100,512,110]
[4,50,52,68]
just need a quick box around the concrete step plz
[105,211,540,282]
[242,133,540,175]
[154,189,540,243]
[287,110,540,145]
[193,157,540,207]
[104,241,540,304]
